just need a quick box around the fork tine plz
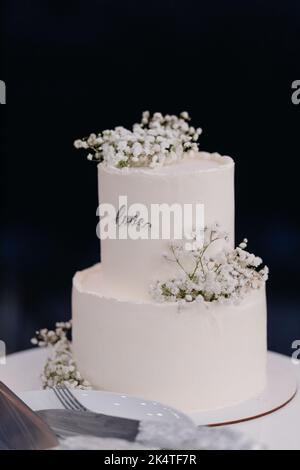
[52,387,72,410]
[57,387,80,411]
[60,385,88,412]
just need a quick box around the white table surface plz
[1,348,300,450]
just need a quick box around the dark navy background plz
[1,0,300,354]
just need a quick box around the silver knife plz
[38,409,140,442]
[0,382,59,450]
[37,410,265,450]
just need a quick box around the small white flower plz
[87,133,97,146]
[132,142,143,157]
[180,111,190,120]
[239,242,247,249]
[74,139,83,149]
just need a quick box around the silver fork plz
[52,385,88,412]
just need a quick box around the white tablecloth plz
[1,348,300,450]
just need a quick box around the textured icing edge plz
[98,152,234,177]
[73,263,266,308]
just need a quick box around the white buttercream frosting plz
[72,264,267,412]
[99,151,233,176]
[72,147,268,413]
[98,151,235,299]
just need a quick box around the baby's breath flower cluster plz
[31,321,91,390]
[31,321,72,347]
[150,224,269,306]
[74,111,202,169]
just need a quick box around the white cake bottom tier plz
[72,264,267,412]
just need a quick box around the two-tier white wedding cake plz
[72,112,268,412]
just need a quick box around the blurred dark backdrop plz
[1,0,300,355]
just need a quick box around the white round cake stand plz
[190,351,297,426]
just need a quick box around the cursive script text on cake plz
[96,196,205,249]
[116,204,152,229]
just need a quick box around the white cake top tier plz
[98,151,235,299]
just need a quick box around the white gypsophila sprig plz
[31,321,91,390]
[74,111,202,169]
[150,225,269,306]
[31,321,72,347]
